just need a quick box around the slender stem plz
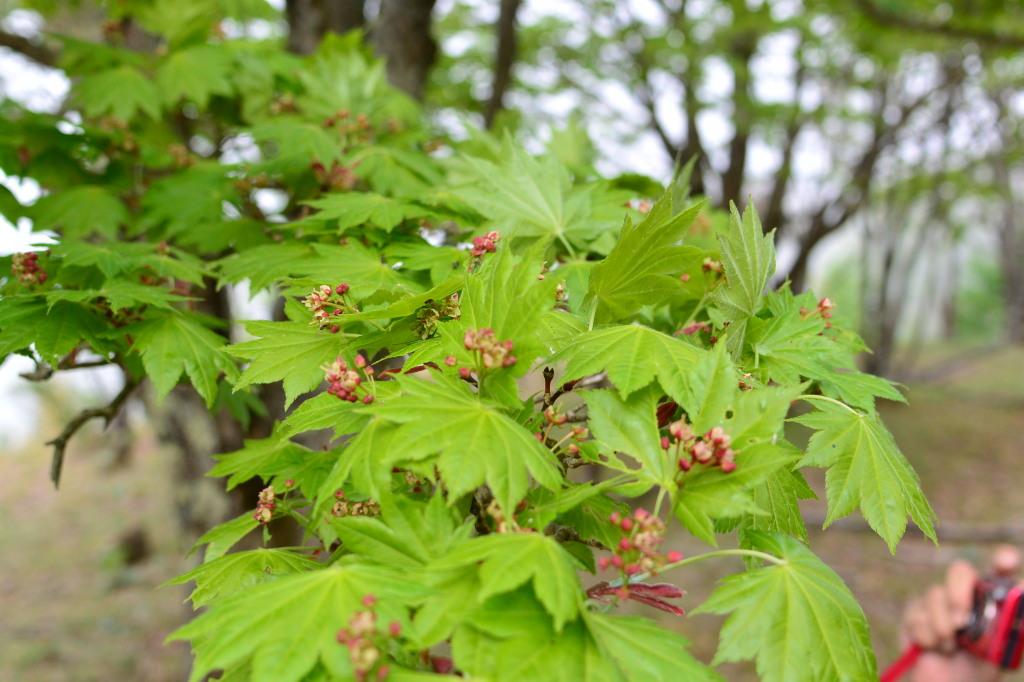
[653,487,668,517]
[660,548,786,572]
[681,291,709,329]
[798,393,859,414]
[587,303,597,331]
[557,232,577,260]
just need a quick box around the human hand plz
[900,545,1021,682]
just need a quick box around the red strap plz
[880,644,923,682]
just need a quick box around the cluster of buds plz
[485,499,523,534]
[12,252,47,286]
[677,321,711,336]
[463,327,516,370]
[332,490,381,518]
[304,283,354,332]
[336,595,401,682]
[324,355,375,404]
[311,160,357,191]
[801,297,835,328]
[663,420,737,474]
[470,230,500,257]
[323,109,373,141]
[253,486,276,525]
[597,508,683,588]
[702,257,723,274]
[413,294,460,340]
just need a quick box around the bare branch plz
[483,0,522,129]
[0,30,59,67]
[853,0,1024,50]
[48,376,139,488]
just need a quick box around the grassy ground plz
[1,347,1022,680]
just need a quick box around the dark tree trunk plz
[287,0,366,55]
[373,0,438,100]
[483,0,522,128]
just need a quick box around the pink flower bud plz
[336,283,350,295]
[444,355,457,366]
[610,555,623,569]
[388,621,401,637]
[609,512,621,525]
[634,508,650,521]
[354,354,367,368]
[362,594,377,607]
[618,538,632,551]
[677,456,692,472]
[625,563,641,576]
[362,394,374,405]
[660,436,671,450]
[666,550,683,563]
[620,517,633,532]
[598,556,611,570]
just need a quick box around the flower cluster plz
[12,252,47,286]
[413,293,460,339]
[463,327,516,370]
[304,282,354,332]
[663,420,737,473]
[702,257,723,274]
[336,594,401,682]
[322,109,374,144]
[470,230,500,257]
[801,297,835,328]
[598,509,682,590]
[324,355,375,404]
[332,490,382,518]
[253,486,276,525]
[311,160,357,191]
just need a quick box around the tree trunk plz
[483,0,522,128]
[287,0,366,55]
[373,0,438,100]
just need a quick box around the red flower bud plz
[620,517,633,532]
[610,555,623,569]
[598,556,611,571]
[618,538,632,551]
[660,436,671,450]
[666,550,683,563]
[336,283,350,295]
[362,594,377,607]
[388,621,401,637]
[362,394,374,404]
[459,367,472,380]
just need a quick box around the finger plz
[925,585,956,653]
[991,544,1021,578]
[946,560,977,628]
[905,597,939,649]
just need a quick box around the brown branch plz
[20,357,113,382]
[0,30,58,67]
[853,0,1024,49]
[48,376,139,488]
[483,0,522,129]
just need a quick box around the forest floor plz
[1,346,1023,681]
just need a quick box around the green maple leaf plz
[745,468,817,542]
[582,388,672,486]
[251,118,345,175]
[130,312,238,407]
[332,494,468,569]
[139,163,236,237]
[792,397,936,551]
[301,192,430,233]
[552,324,702,401]
[215,243,315,292]
[452,139,622,252]
[158,45,234,107]
[583,611,720,682]
[314,418,395,509]
[432,533,581,631]
[45,281,189,312]
[228,321,349,408]
[277,391,377,440]
[365,373,562,514]
[586,188,704,323]
[676,341,737,433]
[168,564,425,682]
[189,512,259,562]
[695,532,878,682]
[14,300,110,363]
[31,185,129,238]
[167,548,320,608]
[73,65,162,121]
[747,303,903,411]
[207,437,334,497]
[712,203,776,354]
